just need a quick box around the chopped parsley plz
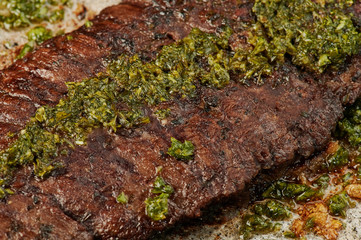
[0,27,230,198]
[107,27,232,106]
[167,137,195,161]
[328,192,353,217]
[17,26,53,59]
[262,180,318,202]
[0,0,70,30]
[84,20,93,28]
[116,192,128,204]
[145,193,170,221]
[0,0,360,199]
[315,174,330,189]
[252,0,361,74]
[337,99,361,146]
[241,214,276,240]
[145,176,174,221]
[154,108,171,120]
[27,25,53,43]
[253,200,290,221]
[241,200,289,239]
[325,146,349,171]
[152,176,174,194]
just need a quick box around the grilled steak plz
[1,0,361,239]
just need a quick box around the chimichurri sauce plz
[0,0,360,226]
[0,0,70,30]
[252,0,360,74]
[0,26,235,198]
[240,100,361,239]
[17,25,53,59]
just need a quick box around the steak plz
[0,0,361,239]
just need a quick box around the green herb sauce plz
[328,192,353,217]
[154,108,171,120]
[107,27,233,106]
[0,27,233,198]
[241,99,361,239]
[145,176,174,221]
[262,180,319,202]
[241,200,289,239]
[253,200,290,221]
[17,26,53,59]
[84,20,92,28]
[325,145,349,171]
[0,0,360,200]
[252,0,361,74]
[116,192,128,204]
[338,99,361,146]
[167,137,194,161]
[241,214,276,240]
[315,174,330,189]
[0,0,70,30]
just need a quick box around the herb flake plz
[167,137,195,161]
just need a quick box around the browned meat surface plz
[0,0,361,239]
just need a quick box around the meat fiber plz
[0,0,361,239]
